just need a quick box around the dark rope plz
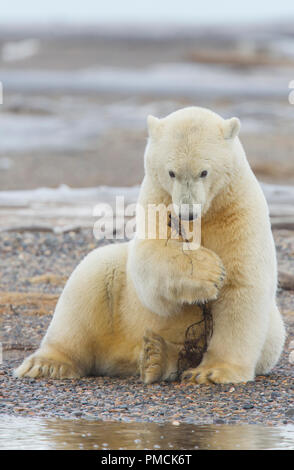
[177,302,213,378]
[166,214,213,378]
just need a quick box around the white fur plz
[15,107,285,384]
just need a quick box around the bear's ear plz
[147,115,161,138]
[223,117,241,140]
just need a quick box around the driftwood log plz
[278,271,294,291]
[0,182,294,231]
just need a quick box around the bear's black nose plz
[179,211,198,221]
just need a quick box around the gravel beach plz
[1,228,293,426]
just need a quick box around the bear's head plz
[144,107,243,217]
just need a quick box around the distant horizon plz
[1,0,294,26]
[0,17,293,33]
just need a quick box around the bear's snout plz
[178,205,198,221]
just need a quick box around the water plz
[0,93,293,155]
[0,415,293,450]
[1,63,291,97]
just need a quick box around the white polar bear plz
[15,107,285,384]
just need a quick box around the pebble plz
[285,409,294,418]
[243,404,254,410]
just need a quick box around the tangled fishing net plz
[177,302,213,376]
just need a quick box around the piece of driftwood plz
[270,218,294,230]
[4,343,35,352]
[0,292,58,315]
[278,271,294,291]
[0,182,293,231]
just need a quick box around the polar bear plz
[15,107,285,384]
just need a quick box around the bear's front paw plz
[139,330,167,384]
[181,363,253,385]
[193,278,224,303]
[190,247,226,302]
[176,253,225,304]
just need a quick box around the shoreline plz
[0,182,294,232]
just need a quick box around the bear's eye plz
[200,170,208,178]
[169,170,176,178]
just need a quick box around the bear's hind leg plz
[14,346,83,379]
[255,304,285,376]
[139,330,181,384]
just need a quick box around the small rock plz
[243,404,254,410]
[278,271,294,291]
[214,418,225,424]
[285,409,294,418]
